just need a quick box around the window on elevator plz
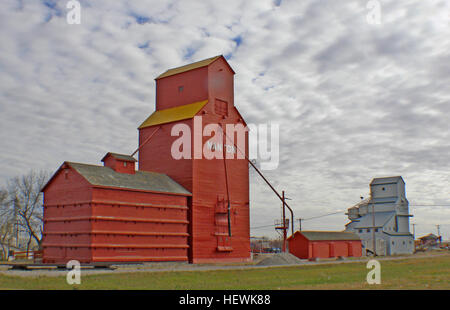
[215,98,228,117]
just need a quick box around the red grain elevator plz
[139,55,250,263]
[41,56,250,264]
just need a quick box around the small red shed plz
[288,231,362,260]
[41,153,191,264]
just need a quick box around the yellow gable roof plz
[138,100,208,129]
[155,55,234,80]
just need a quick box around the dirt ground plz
[0,250,448,278]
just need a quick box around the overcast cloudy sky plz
[0,0,449,239]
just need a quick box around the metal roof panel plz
[101,152,137,162]
[67,162,191,195]
[370,176,404,185]
[290,231,361,241]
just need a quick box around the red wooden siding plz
[139,56,250,263]
[42,166,190,264]
[139,119,194,192]
[190,108,249,263]
[156,67,209,111]
[102,155,135,174]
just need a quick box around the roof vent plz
[101,152,136,174]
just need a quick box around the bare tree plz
[6,170,49,251]
[0,188,14,260]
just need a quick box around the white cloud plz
[0,0,449,239]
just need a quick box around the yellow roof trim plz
[155,56,222,80]
[138,100,208,129]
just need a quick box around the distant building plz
[250,237,282,253]
[250,237,271,253]
[345,176,414,256]
[418,233,441,247]
[288,231,362,259]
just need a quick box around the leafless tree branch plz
[4,170,49,251]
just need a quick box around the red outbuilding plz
[42,55,251,264]
[288,231,362,260]
[41,153,191,264]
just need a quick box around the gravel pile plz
[256,253,304,266]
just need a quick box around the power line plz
[410,205,450,207]
[302,210,344,221]
[297,210,345,232]
[251,210,345,230]
[250,224,277,230]
[410,222,450,226]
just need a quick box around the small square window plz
[124,162,127,167]
[375,228,379,232]
[358,229,362,233]
[178,86,184,93]
[214,99,228,116]
[367,229,371,233]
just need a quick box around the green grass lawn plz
[0,254,449,290]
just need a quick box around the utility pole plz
[13,198,18,249]
[283,194,294,236]
[222,131,294,238]
[372,201,376,256]
[282,191,287,253]
[298,218,302,231]
[412,223,417,252]
[436,225,441,245]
